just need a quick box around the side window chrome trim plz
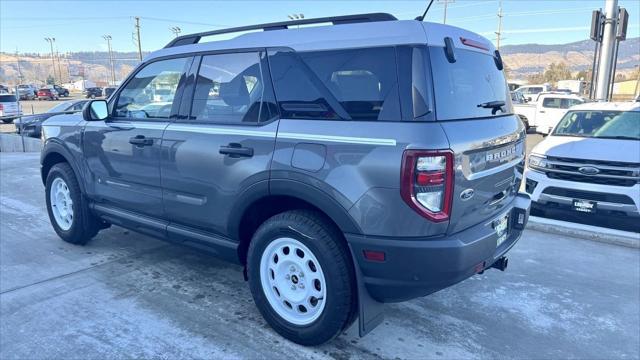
[277,131,397,146]
[167,124,276,138]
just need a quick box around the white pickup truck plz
[514,93,585,134]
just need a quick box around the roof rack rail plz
[164,13,397,48]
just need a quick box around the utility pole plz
[55,45,63,84]
[134,17,143,61]
[15,48,23,84]
[169,26,181,38]
[103,35,115,84]
[594,0,618,101]
[495,0,504,50]
[438,0,453,24]
[44,37,57,83]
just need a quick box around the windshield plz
[553,110,640,140]
[429,47,512,120]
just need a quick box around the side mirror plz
[83,100,109,121]
[526,97,532,102]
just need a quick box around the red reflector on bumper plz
[363,250,386,262]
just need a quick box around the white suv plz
[523,102,640,225]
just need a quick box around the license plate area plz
[572,199,597,214]
[493,214,510,247]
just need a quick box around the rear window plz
[268,47,401,121]
[429,47,512,120]
[0,95,17,102]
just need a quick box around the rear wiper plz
[477,101,506,115]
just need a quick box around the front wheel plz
[247,210,357,345]
[45,163,101,245]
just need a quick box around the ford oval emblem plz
[460,189,475,201]
[578,166,600,176]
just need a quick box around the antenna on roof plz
[415,0,436,21]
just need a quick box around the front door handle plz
[219,143,253,158]
[129,135,153,146]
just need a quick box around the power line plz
[138,16,228,27]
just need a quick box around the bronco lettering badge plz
[486,146,516,163]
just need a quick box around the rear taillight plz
[0,104,3,111]
[401,150,454,222]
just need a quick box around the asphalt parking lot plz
[1,153,639,359]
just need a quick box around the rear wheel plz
[247,210,357,345]
[1,119,13,124]
[45,163,101,245]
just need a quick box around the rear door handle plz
[219,143,253,158]
[129,135,153,146]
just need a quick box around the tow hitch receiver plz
[491,256,509,271]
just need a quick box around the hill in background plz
[0,37,638,86]
[501,37,639,80]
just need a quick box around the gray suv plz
[40,13,530,345]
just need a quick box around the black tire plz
[45,163,101,245]
[1,119,13,124]
[90,94,96,99]
[247,210,357,346]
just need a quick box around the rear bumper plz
[347,193,531,303]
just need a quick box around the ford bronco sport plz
[40,13,531,345]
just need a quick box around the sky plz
[1,0,639,54]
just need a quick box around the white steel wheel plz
[50,177,74,231]
[260,237,327,326]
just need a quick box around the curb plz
[527,216,640,249]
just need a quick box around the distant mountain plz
[1,37,639,85]
[500,37,640,79]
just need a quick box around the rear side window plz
[0,95,17,102]
[542,98,561,108]
[268,47,401,121]
[190,51,276,123]
[429,47,512,120]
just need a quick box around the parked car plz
[40,13,530,345]
[514,93,585,134]
[15,99,88,138]
[0,94,22,123]
[53,85,70,97]
[514,84,552,102]
[83,87,103,99]
[17,84,37,100]
[104,87,117,98]
[37,88,59,101]
[524,102,639,230]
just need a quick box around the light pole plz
[102,35,116,85]
[287,14,304,29]
[44,37,57,84]
[170,26,182,38]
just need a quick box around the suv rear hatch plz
[427,36,525,234]
[0,95,20,117]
